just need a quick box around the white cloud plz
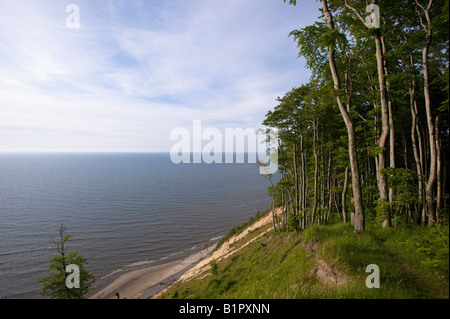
[0,0,319,152]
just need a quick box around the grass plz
[159,218,449,299]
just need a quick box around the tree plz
[344,0,392,228]
[345,0,395,226]
[288,0,365,233]
[36,225,95,299]
[415,0,437,227]
[280,0,448,230]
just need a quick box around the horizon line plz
[0,151,264,154]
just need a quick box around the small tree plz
[382,167,420,226]
[209,259,218,277]
[36,225,95,299]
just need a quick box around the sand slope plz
[154,207,282,298]
[90,246,215,299]
[91,208,281,299]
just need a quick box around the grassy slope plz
[159,218,449,299]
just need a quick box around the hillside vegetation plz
[158,0,450,299]
[158,213,448,299]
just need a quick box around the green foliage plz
[35,226,95,299]
[283,0,296,5]
[374,199,391,226]
[288,211,300,232]
[209,259,218,277]
[269,184,284,208]
[372,168,421,226]
[161,0,450,300]
[382,167,419,203]
[396,226,449,279]
[160,222,448,299]
[368,146,385,157]
[240,0,449,297]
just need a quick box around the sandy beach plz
[153,207,282,298]
[90,208,282,299]
[90,245,216,299]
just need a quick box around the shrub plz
[210,259,218,277]
[288,211,300,232]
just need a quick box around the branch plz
[415,4,427,30]
[358,114,368,122]
[415,0,433,32]
[414,0,432,12]
[344,0,368,26]
[414,0,426,12]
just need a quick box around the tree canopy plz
[36,225,95,299]
[263,0,448,232]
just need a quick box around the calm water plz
[0,153,273,298]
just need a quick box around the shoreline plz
[89,244,216,299]
[90,209,280,299]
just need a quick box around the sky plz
[0,0,321,152]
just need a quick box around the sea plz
[0,152,274,299]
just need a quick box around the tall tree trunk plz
[417,103,427,225]
[374,28,391,227]
[435,115,442,224]
[293,142,300,218]
[326,151,333,223]
[416,0,437,227]
[311,120,319,225]
[334,181,342,220]
[300,134,307,229]
[381,36,396,211]
[410,72,425,224]
[320,138,326,224]
[345,0,389,228]
[279,145,294,224]
[345,0,391,226]
[397,33,420,214]
[402,132,408,169]
[342,165,349,224]
[265,176,278,232]
[322,0,365,233]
